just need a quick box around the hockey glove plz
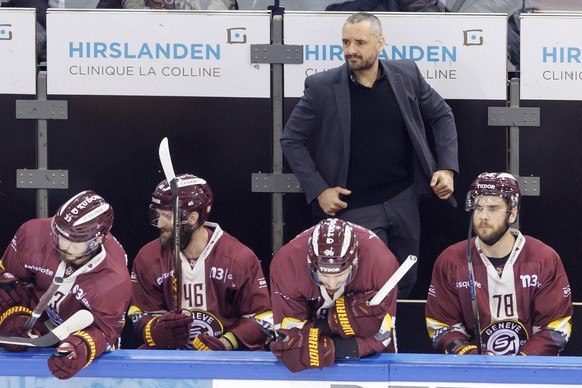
[48,331,95,380]
[445,339,479,355]
[0,282,31,312]
[328,291,388,338]
[269,327,335,373]
[143,312,192,349]
[192,332,238,351]
[0,305,39,352]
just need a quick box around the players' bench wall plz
[0,10,579,353]
[1,348,582,387]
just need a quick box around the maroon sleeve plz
[270,237,314,326]
[128,241,171,341]
[70,236,131,353]
[225,248,272,350]
[520,249,573,355]
[425,245,472,353]
[1,221,39,283]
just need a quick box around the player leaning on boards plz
[128,174,273,351]
[269,218,399,372]
[0,191,132,379]
[426,172,573,355]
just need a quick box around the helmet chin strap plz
[179,222,203,250]
[467,209,483,355]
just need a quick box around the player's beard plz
[159,228,174,248]
[345,51,378,72]
[473,214,511,247]
[58,250,96,269]
[159,225,194,249]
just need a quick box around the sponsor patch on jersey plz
[481,319,529,355]
[185,309,224,349]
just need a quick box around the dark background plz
[1,91,580,353]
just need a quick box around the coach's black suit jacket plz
[280,59,459,214]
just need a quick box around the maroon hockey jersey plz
[426,230,572,355]
[1,218,132,357]
[270,223,399,357]
[129,222,272,350]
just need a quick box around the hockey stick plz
[22,275,64,332]
[159,137,181,312]
[368,255,417,306]
[0,309,94,347]
[467,210,483,354]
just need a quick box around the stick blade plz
[0,310,94,347]
[52,310,94,341]
[159,137,176,183]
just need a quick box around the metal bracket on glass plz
[15,100,69,120]
[515,176,540,197]
[251,173,302,193]
[16,169,69,189]
[488,107,540,127]
[250,44,303,64]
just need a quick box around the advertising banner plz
[46,10,271,97]
[283,12,508,100]
[0,8,37,95]
[521,13,582,100]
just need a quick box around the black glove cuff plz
[445,338,471,354]
[332,336,359,359]
[314,318,333,337]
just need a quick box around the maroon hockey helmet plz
[465,172,521,212]
[150,173,213,226]
[51,190,114,254]
[307,218,359,284]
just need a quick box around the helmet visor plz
[466,194,512,214]
[466,190,515,212]
[50,231,99,261]
[149,205,190,228]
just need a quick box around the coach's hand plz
[317,187,351,216]
[430,170,454,200]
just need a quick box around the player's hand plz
[143,312,192,349]
[449,341,494,355]
[453,344,478,355]
[0,306,39,352]
[270,327,334,373]
[192,332,234,351]
[48,333,92,380]
[317,187,351,216]
[430,170,454,200]
[0,272,30,311]
[328,291,388,338]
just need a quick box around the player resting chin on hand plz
[269,218,399,372]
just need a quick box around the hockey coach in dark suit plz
[280,12,459,298]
